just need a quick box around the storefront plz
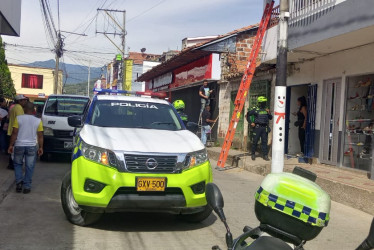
[142,53,221,143]
[343,74,374,171]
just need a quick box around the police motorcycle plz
[206,167,374,250]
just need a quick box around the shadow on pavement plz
[92,211,217,232]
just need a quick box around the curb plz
[208,148,374,216]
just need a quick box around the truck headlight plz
[81,140,119,168]
[43,126,54,136]
[183,149,208,170]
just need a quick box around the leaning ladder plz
[216,1,275,169]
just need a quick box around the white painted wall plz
[211,53,221,80]
[287,43,374,131]
[261,25,278,63]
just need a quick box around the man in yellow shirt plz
[7,95,28,169]
[8,102,43,193]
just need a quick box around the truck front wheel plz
[61,171,102,226]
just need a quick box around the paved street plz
[0,157,372,250]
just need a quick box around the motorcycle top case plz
[254,172,331,242]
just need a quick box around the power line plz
[127,0,167,23]
[39,0,57,47]
[4,42,115,56]
[45,0,57,34]
[57,0,61,31]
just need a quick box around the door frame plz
[319,78,342,165]
[285,83,312,155]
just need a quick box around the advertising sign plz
[124,59,133,91]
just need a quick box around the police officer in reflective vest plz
[246,96,272,161]
[172,100,188,126]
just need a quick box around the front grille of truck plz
[124,154,177,173]
[53,130,72,138]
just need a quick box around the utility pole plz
[96,9,126,90]
[271,0,289,173]
[54,32,63,94]
[87,61,91,97]
[53,31,86,95]
[122,11,126,91]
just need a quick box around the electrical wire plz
[44,0,57,36]
[57,0,61,31]
[39,0,57,47]
[4,42,115,55]
[127,0,167,23]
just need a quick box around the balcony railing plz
[289,0,337,25]
[269,5,280,28]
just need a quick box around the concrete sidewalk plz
[0,153,15,203]
[207,147,374,216]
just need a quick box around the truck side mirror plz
[186,122,199,133]
[68,115,83,128]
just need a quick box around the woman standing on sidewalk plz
[293,96,307,156]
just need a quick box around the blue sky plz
[3,0,275,67]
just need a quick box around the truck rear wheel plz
[61,171,102,226]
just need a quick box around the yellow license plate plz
[136,177,166,192]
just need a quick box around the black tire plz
[179,205,213,223]
[61,171,102,226]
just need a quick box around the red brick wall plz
[222,30,260,80]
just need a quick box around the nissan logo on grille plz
[145,158,158,170]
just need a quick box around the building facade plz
[9,64,63,102]
[262,0,374,174]
[138,25,276,147]
[127,52,161,91]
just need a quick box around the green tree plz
[0,36,16,99]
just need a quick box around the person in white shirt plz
[8,102,44,194]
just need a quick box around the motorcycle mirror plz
[206,183,226,221]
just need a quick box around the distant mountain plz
[25,60,103,85]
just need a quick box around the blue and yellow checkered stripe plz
[72,137,83,161]
[255,186,329,227]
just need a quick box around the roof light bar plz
[93,88,167,99]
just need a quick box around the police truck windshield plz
[44,97,90,116]
[90,100,183,131]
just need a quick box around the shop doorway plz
[320,78,342,165]
[286,85,309,155]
